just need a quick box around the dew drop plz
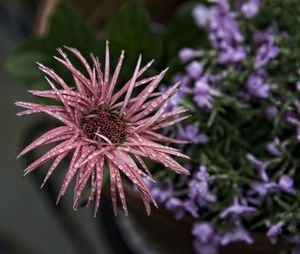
[162,94,168,100]
[148,86,154,93]
[151,101,158,107]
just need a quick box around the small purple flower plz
[159,84,181,113]
[145,179,173,204]
[241,0,260,19]
[177,124,209,144]
[252,31,273,44]
[184,200,199,218]
[193,5,216,28]
[192,222,219,254]
[246,73,270,98]
[192,222,215,243]
[247,182,278,206]
[218,45,246,64]
[171,74,190,97]
[179,48,197,63]
[266,137,285,157]
[220,222,254,245]
[297,81,300,91]
[160,75,190,113]
[255,38,279,68]
[278,175,296,195]
[266,221,284,244]
[246,153,268,182]
[201,0,244,59]
[208,70,227,85]
[165,197,185,220]
[188,164,216,209]
[220,197,256,219]
[186,61,203,79]
[193,78,218,112]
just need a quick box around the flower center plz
[82,107,127,144]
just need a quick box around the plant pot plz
[109,181,281,254]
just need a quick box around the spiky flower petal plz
[16,42,189,217]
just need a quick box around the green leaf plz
[5,1,104,90]
[163,1,209,65]
[107,1,162,80]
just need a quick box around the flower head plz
[267,221,284,244]
[246,72,270,98]
[192,222,219,254]
[241,0,260,19]
[16,42,190,217]
[278,175,296,195]
[220,197,256,219]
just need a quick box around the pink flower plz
[16,42,190,217]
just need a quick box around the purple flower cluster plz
[194,1,246,65]
[145,164,216,220]
[188,164,217,210]
[266,137,287,157]
[246,152,296,210]
[160,74,190,113]
[160,0,299,253]
[193,220,254,254]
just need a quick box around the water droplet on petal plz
[162,94,168,100]
[151,101,158,107]
[148,86,154,93]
